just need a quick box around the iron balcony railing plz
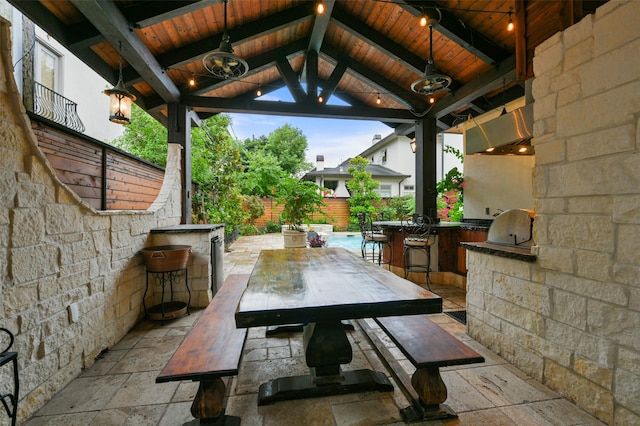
[33,82,85,133]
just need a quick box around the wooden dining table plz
[235,247,442,405]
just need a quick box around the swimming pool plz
[326,234,363,251]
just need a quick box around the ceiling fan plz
[202,0,248,79]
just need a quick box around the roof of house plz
[304,163,409,180]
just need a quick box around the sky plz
[227,86,395,169]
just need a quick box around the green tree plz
[346,156,380,227]
[242,124,311,176]
[238,150,288,197]
[109,105,248,234]
[110,105,168,166]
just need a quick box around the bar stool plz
[402,214,434,289]
[357,212,393,269]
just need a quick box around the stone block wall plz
[0,19,185,421]
[466,2,640,424]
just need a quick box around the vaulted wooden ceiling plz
[10,0,606,136]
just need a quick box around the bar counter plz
[373,221,464,274]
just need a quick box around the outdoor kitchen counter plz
[373,221,463,273]
[461,242,537,262]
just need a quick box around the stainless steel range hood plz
[465,103,534,155]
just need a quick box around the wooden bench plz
[156,274,250,425]
[373,314,485,422]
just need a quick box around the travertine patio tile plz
[330,395,402,425]
[37,375,128,415]
[455,365,554,406]
[500,399,606,425]
[108,344,177,374]
[107,371,177,408]
[92,405,166,425]
[23,412,100,425]
[172,381,199,403]
[440,370,495,412]
[157,402,195,426]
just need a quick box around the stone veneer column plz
[0,18,184,421]
[466,2,640,424]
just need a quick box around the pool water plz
[326,234,363,251]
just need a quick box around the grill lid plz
[487,209,534,246]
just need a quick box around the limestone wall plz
[0,19,184,421]
[466,1,640,424]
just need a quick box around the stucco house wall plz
[0,18,184,420]
[466,1,640,424]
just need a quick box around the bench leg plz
[191,378,240,425]
[401,366,457,422]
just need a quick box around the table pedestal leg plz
[257,320,393,405]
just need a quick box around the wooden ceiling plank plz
[155,3,312,70]
[70,0,181,103]
[330,6,427,76]
[399,1,511,64]
[124,1,218,29]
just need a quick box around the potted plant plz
[278,178,326,248]
[307,231,327,248]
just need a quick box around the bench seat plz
[156,273,250,424]
[374,314,484,422]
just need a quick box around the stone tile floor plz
[23,233,605,426]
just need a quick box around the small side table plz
[0,328,18,426]
[143,268,191,321]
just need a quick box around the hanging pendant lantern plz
[104,42,136,124]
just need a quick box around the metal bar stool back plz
[402,214,434,289]
[357,212,392,268]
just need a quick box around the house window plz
[376,184,392,198]
[35,41,61,91]
[403,185,415,194]
[381,149,387,163]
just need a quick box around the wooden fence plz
[28,116,356,230]
[254,197,352,231]
[30,115,164,210]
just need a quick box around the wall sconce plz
[104,42,136,124]
[410,138,417,153]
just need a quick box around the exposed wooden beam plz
[306,50,319,102]
[183,96,418,123]
[125,1,217,29]
[320,44,428,111]
[318,61,347,104]
[276,58,307,104]
[301,0,334,82]
[70,0,181,103]
[428,55,518,120]
[308,0,334,52]
[157,3,312,70]
[186,41,307,98]
[399,1,511,64]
